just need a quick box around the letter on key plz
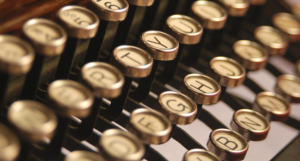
[231,109,270,141]
[253,91,290,121]
[7,100,58,143]
[208,56,246,87]
[275,74,300,103]
[99,129,145,161]
[64,150,106,161]
[0,124,20,161]
[207,128,248,161]
[180,74,221,105]
[155,91,198,125]
[233,40,268,71]
[183,149,221,161]
[127,108,172,144]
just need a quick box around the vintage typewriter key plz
[190,1,227,50]
[101,45,152,121]
[0,35,34,110]
[159,15,203,83]
[254,26,289,56]
[70,62,124,140]
[127,108,172,145]
[99,129,145,161]
[296,60,300,77]
[231,109,270,141]
[180,73,221,109]
[112,0,154,47]
[65,150,106,161]
[155,91,198,125]
[253,91,290,121]
[183,149,221,161]
[207,128,249,161]
[21,18,67,100]
[46,80,93,158]
[273,12,300,43]
[130,31,179,101]
[207,56,246,98]
[85,0,129,63]
[274,74,300,103]
[55,5,99,79]
[233,40,268,71]
[0,124,21,161]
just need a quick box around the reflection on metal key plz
[134,113,166,133]
[26,24,61,43]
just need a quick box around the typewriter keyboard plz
[0,0,300,161]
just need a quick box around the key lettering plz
[173,21,194,33]
[138,116,155,132]
[190,80,212,93]
[30,26,57,41]
[261,99,284,111]
[63,11,91,26]
[96,0,121,9]
[240,117,261,130]
[220,64,235,76]
[121,52,142,65]
[196,157,202,161]
[166,99,188,112]
[90,71,114,84]
[109,140,130,156]
[147,36,168,48]
[216,137,238,150]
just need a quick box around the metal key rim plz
[183,148,221,161]
[273,12,300,42]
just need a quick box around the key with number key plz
[20,18,67,100]
[55,5,99,79]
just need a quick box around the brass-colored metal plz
[275,74,300,103]
[127,0,155,6]
[138,30,179,61]
[273,12,300,42]
[250,0,267,5]
[231,109,270,141]
[208,56,246,87]
[253,91,290,121]
[183,148,221,161]
[164,15,203,44]
[57,5,100,39]
[110,45,153,78]
[207,128,249,161]
[7,100,58,143]
[254,26,289,56]
[22,18,67,56]
[88,0,129,21]
[180,74,221,105]
[99,129,145,161]
[191,1,228,30]
[127,108,172,144]
[48,80,94,118]
[64,150,106,161]
[219,0,250,17]
[296,60,300,77]
[0,124,20,161]
[0,35,35,75]
[155,91,198,125]
[81,62,124,99]
[233,40,268,71]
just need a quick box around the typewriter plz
[0,0,299,160]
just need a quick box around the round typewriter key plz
[130,30,179,101]
[56,5,100,79]
[207,128,249,161]
[273,12,300,42]
[219,0,250,17]
[183,149,221,161]
[231,109,270,141]
[84,0,129,63]
[127,108,172,144]
[233,40,268,71]
[48,80,94,118]
[0,124,21,161]
[253,91,290,121]
[180,74,221,105]
[21,18,67,100]
[275,74,300,103]
[159,14,203,83]
[191,1,228,30]
[69,62,124,140]
[155,91,198,125]
[208,56,246,88]
[99,129,145,161]
[65,150,106,161]
[8,100,58,143]
[254,26,289,56]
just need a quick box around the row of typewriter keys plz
[1,0,300,161]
